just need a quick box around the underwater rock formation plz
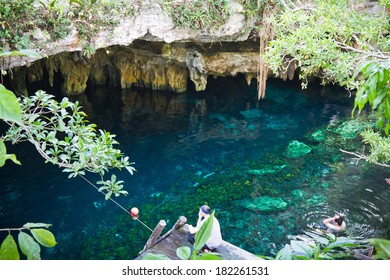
[285,140,312,158]
[238,196,288,213]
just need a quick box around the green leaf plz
[290,240,313,258]
[141,253,170,260]
[323,237,359,252]
[23,223,52,229]
[193,211,215,253]
[0,50,41,59]
[0,139,6,167]
[31,228,57,247]
[0,139,21,167]
[4,154,21,165]
[18,232,41,260]
[0,234,20,260]
[0,84,22,124]
[275,244,293,260]
[176,246,191,260]
[369,238,390,258]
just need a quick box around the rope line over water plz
[79,175,154,232]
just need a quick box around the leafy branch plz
[0,223,57,260]
[265,0,390,90]
[2,90,135,198]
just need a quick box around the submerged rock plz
[238,196,288,212]
[285,140,312,158]
[308,128,326,142]
[247,165,286,176]
[291,189,305,200]
[331,119,370,139]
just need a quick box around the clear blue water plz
[1,76,390,259]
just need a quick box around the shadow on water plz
[1,76,390,259]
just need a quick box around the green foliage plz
[0,139,21,167]
[0,0,135,49]
[369,238,390,259]
[0,84,22,124]
[97,174,128,199]
[360,129,390,164]
[193,211,215,253]
[182,211,222,260]
[3,90,135,199]
[265,0,390,89]
[379,0,390,8]
[176,246,191,260]
[353,60,390,134]
[239,0,266,21]
[82,43,96,59]
[274,231,362,260]
[0,0,35,48]
[0,83,22,167]
[0,49,43,59]
[0,234,19,260]
[0,223,56,260]
[161,0,231,30]
[67,0,134,41]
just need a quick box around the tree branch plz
[340,148,390,168]
[335,41,390,60]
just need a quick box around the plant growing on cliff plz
[161,0,232,30]
[264,0,390,90]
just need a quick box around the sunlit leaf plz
[290,240,313,258]
[0,84,22,124]
[23,223,52,229]
[4,154,21,165]
[0,234,20,260]
[0,139,21,167]
[31,229,57,247]
[18,232,41,260]
[176,246,191,260]
[193,211,214,253]
[370,239,390,257]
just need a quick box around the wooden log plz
[144,220,166,250]
[152,216,188,247]
[174,216,187,229]
[137,217,185,256]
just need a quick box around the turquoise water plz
[1,76,390,259]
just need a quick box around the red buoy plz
[130,207,139,219]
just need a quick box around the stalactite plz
[257,4,275,99]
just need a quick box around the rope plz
[79,175,154,232]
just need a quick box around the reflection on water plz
[1,76,390,259]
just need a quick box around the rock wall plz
[11,40,263,96]
[2,0,273,96]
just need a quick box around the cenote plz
[1,76,390,259]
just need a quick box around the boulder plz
[239,196,288,212]
[285,140,312,158]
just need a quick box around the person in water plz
[322,213,346,232]
[187,205,222,252]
